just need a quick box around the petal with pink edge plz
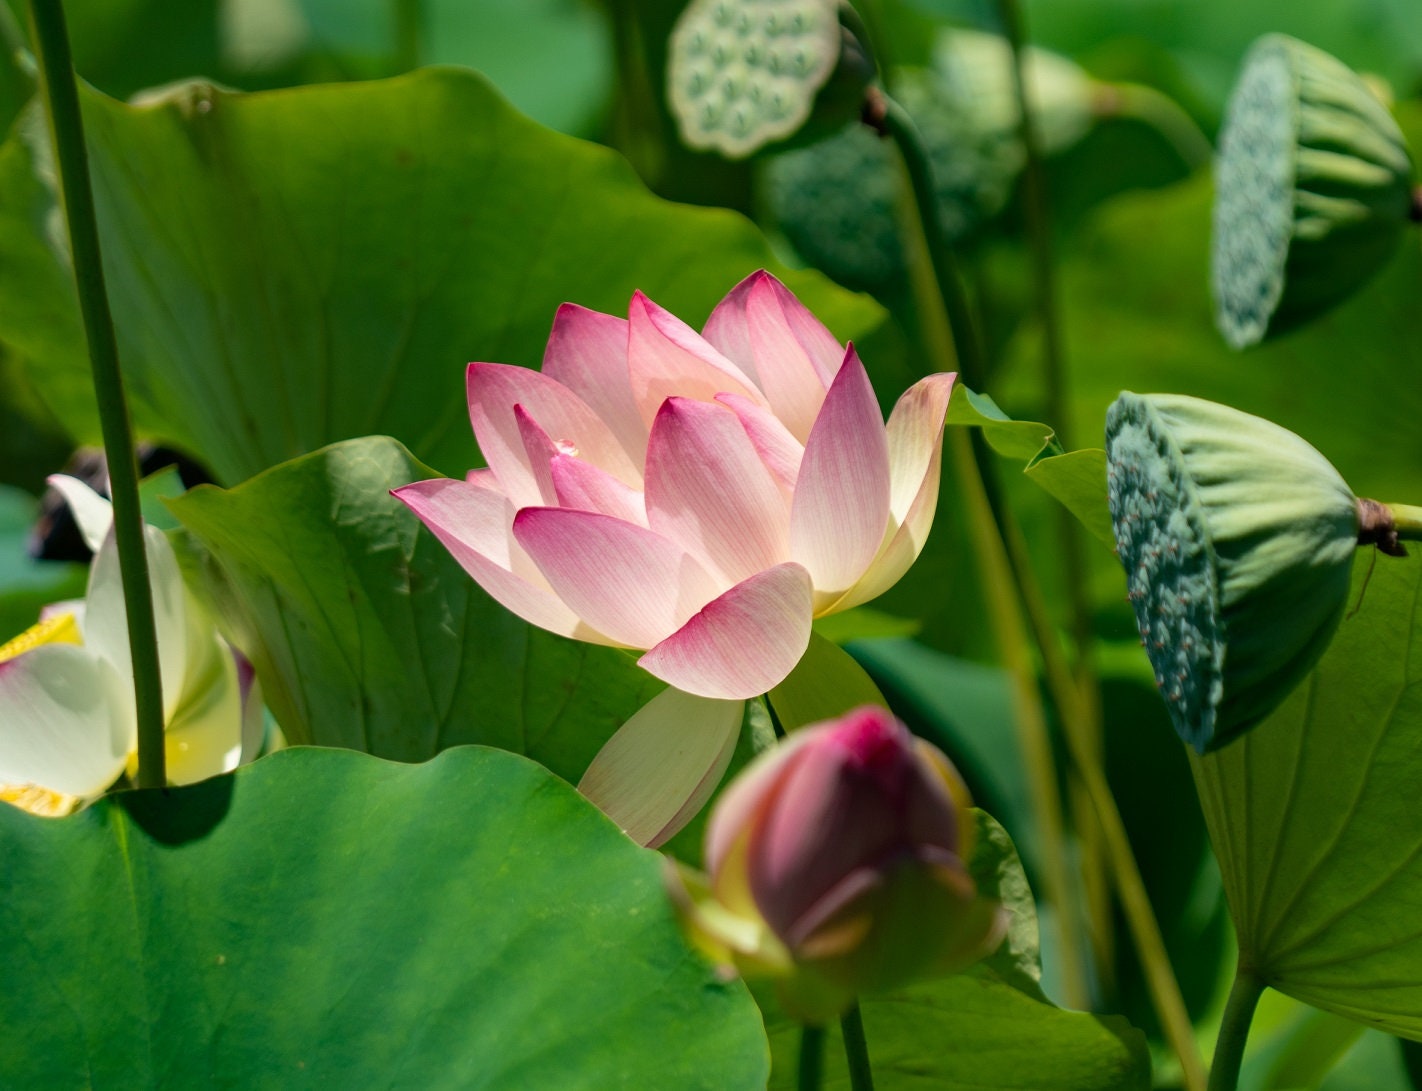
[513,507,721,649]
[825,372,955,613]
[394,478,611,643]
[639,562,813,700]
[708,272,841,443]
[540,303,647,461]
[467,362,642,508]
[716,393,804,495]
[514,405,560,506]
[578,686,744,848]
[789,347,891,600]
[550,454,649,527]
[627,291,765,426]
[0,645,134,798]
[644,398,789,586]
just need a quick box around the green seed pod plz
[1105,392,1361,752]
[667,0,876,160]
[1212,34,1416,349]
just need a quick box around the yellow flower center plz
[0,783,82,818]
[0,611,82,664]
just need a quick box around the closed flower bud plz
[667,705,1006,1022]
[1106,392,1366,752]
[1212,34,1417,348]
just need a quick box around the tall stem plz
[1208,969,1264,1091]
[872,82,1205,1085]
[874,88,1089,1011]
[797,1023,825,1091]
[392,0,421,73]
[992,0,1112,992]
[840,1003,875,1091]
[27,0,165,787]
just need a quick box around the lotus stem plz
[1099,83,1214,169]
[26,0,166,788]
[1207,968,1264,1091]
[393,0,421,72]
[872,82,1091,1010]
[840,1003,874,1091]
[993,0,1114,993]
[797,1023,825,1091]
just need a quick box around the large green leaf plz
[168,435,662,776]
[0,745,768,1088]
[1192,552,1422,1037]
[0,66,879,484]
[762,812,1151,1089]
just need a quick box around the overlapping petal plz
[393,477,605,642]
[789,347,892,602]
[513,507,720,649]
[578,686,744,849]
[627,291,764,425]
[645,397,789,586]
[0,643,133,799]
[639,562,814,699]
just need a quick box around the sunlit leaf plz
[0,746,768,1088]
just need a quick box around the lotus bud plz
[666,706,1006,1022]
[1212,34,1417,349]
[1105,392,1414,752]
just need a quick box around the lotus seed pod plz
[1212,34,1416,349]
[667,0,875,160]
[1106,392,1360,752]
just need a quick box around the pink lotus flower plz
[668,706,1007,1021]
[395,272,954,843]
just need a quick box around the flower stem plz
[993,0,1114,992]
[1387,503,1422,541]
[874,77,1205,1086]
[797,1023,825,1091]
[392,0,421,73]
[874,85,1092,1012]
[26,0,165,788]
[840,1003,875,1091]
[1208,968,1264,1091]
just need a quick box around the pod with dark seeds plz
[1106,392,1361,752]
[1212,34,1416,349]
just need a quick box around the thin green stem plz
[1387,503,1422,540]
[1100,83,1213,169]
[392,0,421,73]
[993,0,1112,996]
[871,91,984,389]
[1208,969,1264,1091]
[874,85,1091,1012]
[840,1003,874,1091]
[797,1023,825,1091]
[27,0,165,788]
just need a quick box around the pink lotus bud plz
[671,706,1006,1021]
